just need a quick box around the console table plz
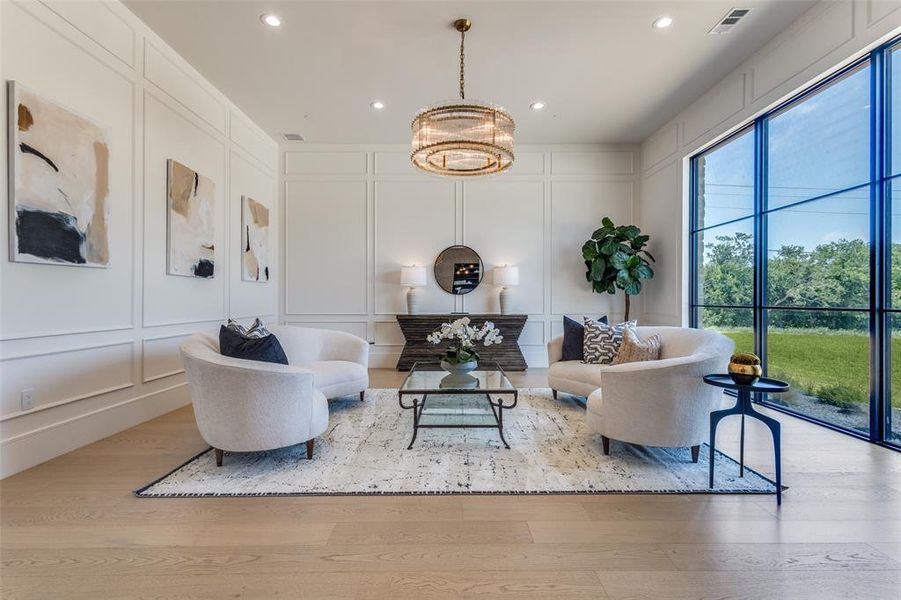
[396,314,528,371]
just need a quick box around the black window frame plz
[689,35,901,451]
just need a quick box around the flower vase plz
[440,359,478,374]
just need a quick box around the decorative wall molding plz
[0,0,278,477]
[750,1,855,102]
[280,144,640,368]
[43,0,136,68]
[1,341,136,421]
[143,39,228,132]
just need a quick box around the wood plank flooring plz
[1,368,899,599]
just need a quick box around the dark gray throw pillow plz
[219,324,288,365]
[562,315,608,362]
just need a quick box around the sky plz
[697,54,901,255]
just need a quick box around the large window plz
[690,37,901,449]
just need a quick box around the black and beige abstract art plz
[241,196,269,282]
[166,159,215,278]
[8,81,111,267]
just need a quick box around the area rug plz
[136,388,777,497]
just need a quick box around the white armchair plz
[180,334,328,465]
[547,326,734,460]
[269,325,369,400]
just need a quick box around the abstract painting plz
[8,81,110,267]
[167,159,215,278]
[241,195,269,282]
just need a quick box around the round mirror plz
[434,245,483,295]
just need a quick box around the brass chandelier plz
[411,18,515,177]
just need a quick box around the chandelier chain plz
[459,28,465,100]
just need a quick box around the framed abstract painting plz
[8,81,111,267]
[166,159,215,278]
[241,195,269,282]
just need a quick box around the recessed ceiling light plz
[530,101,545,111]
[653,16,673,29]
[370,100,385,110]
[261,13,281,27]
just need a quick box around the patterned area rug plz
[136,388,776,497]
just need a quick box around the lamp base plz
[499,287,512,315]
[406,287,422,315]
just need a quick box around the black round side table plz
[703,374,789,505]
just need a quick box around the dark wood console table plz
[396,314,528,371]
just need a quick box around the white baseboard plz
[0,383,191,478]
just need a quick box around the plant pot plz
[728,362,762,386]
[440,359,478,374]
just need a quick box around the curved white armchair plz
[181,334,329,465]
[547,327,734,460]
[268,325,369,400]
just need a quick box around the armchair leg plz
[214,448,223,467]
[360,390,365,402]
[691,445,700,463]
[601,436,610,456]
[552,389,558,400]
[306,439,315,460]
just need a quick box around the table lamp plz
[400,265,427,314]
[495,265,519,315]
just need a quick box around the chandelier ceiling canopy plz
[411,19,515,177]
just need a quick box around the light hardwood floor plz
[2,368,900,599]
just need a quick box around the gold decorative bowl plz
[728,358,762,385]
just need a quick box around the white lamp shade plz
[400,265,427,287]
[495,265,520,287]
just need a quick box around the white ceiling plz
[124,0,816,144]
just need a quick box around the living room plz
[1,0,900,598]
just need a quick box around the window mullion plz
[754,117,768,375]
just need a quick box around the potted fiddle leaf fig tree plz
[582,217,655,321]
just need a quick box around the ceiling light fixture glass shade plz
[411,19,514,177]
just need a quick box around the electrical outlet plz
[20,389,35,411]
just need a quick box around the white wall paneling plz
[283,321,368,339]
[142,91,228,327]
[284,180,368,315]
[551,180,634,317]
[682,73,746,146]
[750,1,855,102]
[638,163,681,325]
[0,0,135,340]
[462,180,544,315]
[637,0,901,326]
[43,0,136,68]
[641,122,680,174]
[1,342,135,419]
[0,0,278,477]
[281,144,640,368]
[229,113,276,173]
[374,180,457,315]
[143,40,228,133]
[285,151,367,175]
[142,334,189,383]
[551,151,634,176]
[229,151,278,319]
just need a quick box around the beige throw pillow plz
[612,328,661,365]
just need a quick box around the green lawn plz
[716,328,901,409]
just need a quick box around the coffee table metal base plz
[399,392,518,449]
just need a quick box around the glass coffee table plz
[398,361,518,449]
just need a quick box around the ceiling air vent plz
[283,133,305,142]
[709,8,751,35]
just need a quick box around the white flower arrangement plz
[426,317,503,365]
